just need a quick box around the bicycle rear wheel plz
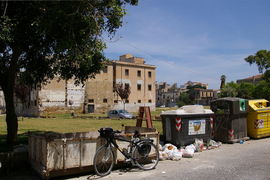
[132,142,159,170]
[93,144,114,176]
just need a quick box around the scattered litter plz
[194,138,204,152]
[158,144,163,151]
[162,171,166,174]
[159,143,182,161]
[159,139,222,161]
[207,139,222,149]
[239,140,244,144]
[182,144,195,158]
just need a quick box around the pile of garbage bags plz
[159,139,222,161]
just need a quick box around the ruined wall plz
[0,87,39,116]
[0,90,5,114]
[15,87,40,117]
[39,79,66,107]
[39,78,85,109]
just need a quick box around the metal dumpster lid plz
[248,99,270,111]
[161,105,213,115]
[212,97,246,102]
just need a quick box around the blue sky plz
[104,0,270,89]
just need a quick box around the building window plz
[114,100,118,103]
[88,99,94,103]
[148,99,152,103]
[125,99,129,103]
[148,71,152,78]
[148,84,152,91]
[125,83,130,89]
[137,84,141,91]
[125,69,129,76]
[103,98,107,103]
[103,66,108,73]
[138,100,141,103]
[137,70,141,77]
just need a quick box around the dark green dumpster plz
[210,97,249,143]
[160,105,214,147]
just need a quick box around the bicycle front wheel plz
[93,144,114,176]
[132,142,159,170]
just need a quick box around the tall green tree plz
[0,0,138,145]
[220,75,226,89]
[220,81,239,97]
[237,82,255,99]
[177,92,193,107]
[245,50,270,73]
[253,80,270,100]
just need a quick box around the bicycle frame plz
[104,135,134,160]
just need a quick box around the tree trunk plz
[2,84,18,145]
[1,47,20,146]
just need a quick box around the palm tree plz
[220,75,226,89]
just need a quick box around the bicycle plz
[93,127,159,176]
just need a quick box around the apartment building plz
[156,82,183,107]
[85,54,156,113]
[193,88,218,105]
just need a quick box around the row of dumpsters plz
[161,98,270,146]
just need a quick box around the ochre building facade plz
[85,54,156,113]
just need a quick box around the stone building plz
[14,86,39,117]
[236,74,262,85]
[156,82,183,107]
[193,88,218,106]
[0,86,39,116]
[85,54,156,113]
[0,54,155,115]
[39,78,85,109]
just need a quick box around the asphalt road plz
[79,138,270,180]
[2,138,270,180]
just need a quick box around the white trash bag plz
[160,143,182,161]
[159,151,168,161]
[171,151,182,161]
[182,144,196,158]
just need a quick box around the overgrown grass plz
[0,108,169,152]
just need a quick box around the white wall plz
[0,90,5,114]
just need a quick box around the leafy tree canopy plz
[220,81,239,98]
[220,75,226,89]
[0,0,138,145]
[245,49,270,73]
[253,80,270,100]
[237,82,255,99]
[177,92,193,107]
[220,81,270,100]
[186,84,206,101]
